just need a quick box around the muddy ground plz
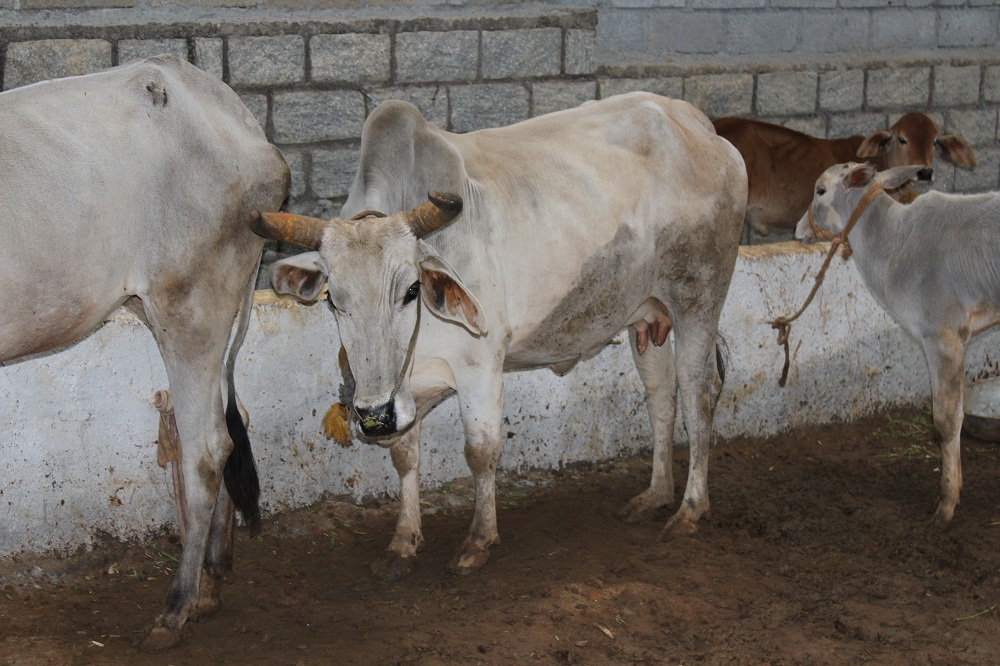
[2,410,999,665]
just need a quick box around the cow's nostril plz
[355,401,397,436]
[916,168,933,181]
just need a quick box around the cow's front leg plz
[447,373,504,575]
[372,425,424,581]
[922,333,966,524]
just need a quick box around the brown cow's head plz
[856,112,977,183]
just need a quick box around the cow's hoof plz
[930,501,956,528]
[139,624,183,653]
[658,514,699,541]
[371,551,416,582]
[617,492,669,524]
[446,542,494,576]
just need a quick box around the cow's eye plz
[898,137,908,145]
[403,281,420,305]
[816,187,826,196]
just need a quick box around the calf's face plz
[857,112,977,182]
[252,193,486,438]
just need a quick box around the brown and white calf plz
[714,113,976,237]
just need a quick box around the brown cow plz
[714,113,976,237]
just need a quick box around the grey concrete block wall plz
[0,5,997,229]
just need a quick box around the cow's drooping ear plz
[843,163,878,189]
[936,134,977,169]
[416,241,488,336]
[857,129,893,158]
[877,165,923,191]
[270,252,329,302]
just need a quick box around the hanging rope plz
[769,182,885,387]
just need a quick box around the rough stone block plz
[829,113,887,139]
[229,35,304,86]
[396,31,479,84]
[273,91,365,144]
[939,9,999,47]
[646,11,725,54]
[117,39,188,66]
[757,71,817,116]
[4,39,112,90]
[312,147,362,199]
[694,0,764,6]
[450,83,529,133]
[532,81,596,117]
[866,67,930,109]
[482,29,561,80]
[194,38,224,79]
[311,33,390,85]
[683,73,753,118]
[565,29,596,76]
[280,148,307,199]
[946,109,998,145]
[986,66,1000,103]
[367,86,450,129]
[770,0,835,6]
[610,0,684,7]
[238,93,269,135]
[20,0,133,7]
[728,12,800,54]
[820,69,864,113]
[872,9,936,49]
[785,117,826,137]
[934,65,982,107]
[800,12,869,52]
[954,146,999,192]
[600,77,683,100]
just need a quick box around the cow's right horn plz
[250,211,328,250]
[406,191,463,238]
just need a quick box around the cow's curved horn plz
[250,211,328,250]
[406,191,463,239]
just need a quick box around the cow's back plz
[0,56,288,360]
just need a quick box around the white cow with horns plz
[796,162,1000,524]
[254,94,746,580]
[0,55,289,650]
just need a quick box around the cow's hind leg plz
[618,324,678,523]
[921,332,967,524]
[137,292,242,652]
[661,321,723,538]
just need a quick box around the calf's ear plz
[857,130,892,158]
[877,165,923,191]
[843,163,878,189]
[416,243,488,336]
[936,134,977,169]
[270,252,329,302]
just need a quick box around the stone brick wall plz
[0,5,998,244]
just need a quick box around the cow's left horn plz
[406,191,463,239]
[250,211,328,250]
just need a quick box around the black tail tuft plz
[223,397,261,533]
[715,334,729,386]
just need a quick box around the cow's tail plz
[223,263,262,533]
[715,333,729,386]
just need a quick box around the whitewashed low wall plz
[3,242,999,557]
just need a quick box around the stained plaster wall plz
[3,242,999,557]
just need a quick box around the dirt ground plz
[2,409,999,666]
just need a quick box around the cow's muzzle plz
[356,401,397,437]
[916,167,933,181]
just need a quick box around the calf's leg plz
[921,332,966,524]
[372,425,425,582]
